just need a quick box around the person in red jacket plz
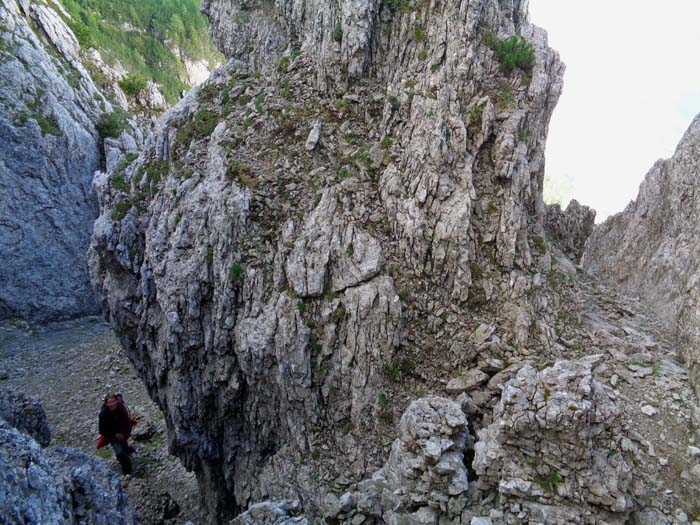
[98,393,134,474]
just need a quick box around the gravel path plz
[0,316,208,524]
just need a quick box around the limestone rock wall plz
[583,114,700,393]
[89,0,564,520]
[0,0,110,321]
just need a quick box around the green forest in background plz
[58,0,221,102]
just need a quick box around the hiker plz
[98,393,135,475]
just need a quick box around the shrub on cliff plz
[495,36,535,73]
[96,110,129,139]
[119,75,148,97]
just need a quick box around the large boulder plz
[473,358,638,524]
[322,396,473,524]
[0,387,51,446]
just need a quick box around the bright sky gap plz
[529,0,700,222]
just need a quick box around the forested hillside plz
[58,0,221,102]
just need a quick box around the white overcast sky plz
[529,0,700,221]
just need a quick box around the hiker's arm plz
[98,412,112,438]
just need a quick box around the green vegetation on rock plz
[58,0,222,102]
[485,33,536,74]
[118,74,147,97]
[176,107,219,145]
[96,110,129,139]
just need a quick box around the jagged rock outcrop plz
[473,358,636,524]
[0,392,136,525]
[323,396,473,524]
[583,114,700,395]
[89,0,566,520]
[230,500,308,525]
[0,387,51,446]
[0,0,110,321]
[544,199,595,263]
[136,80,169,111]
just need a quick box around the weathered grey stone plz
[305,119,322,151]
[630,508,670,525]
[0,419,136,524]
[0,387,51,446]
[0,0,111,321]
[640,405,657,417]
[229,500,308,525]
[379,397,471,507]
[446,369,489,394]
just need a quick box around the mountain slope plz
[58,0,221,101]
[88,0,700,523]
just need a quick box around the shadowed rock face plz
[0,1,112,322]
[89,0,563,520]
[0,388,51,446]
[583,114,700,394]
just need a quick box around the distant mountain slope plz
[58,0,222,102]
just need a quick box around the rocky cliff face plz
[584,114,700,395]
[88,0,700,523]
[0,0,110,321]
[90,0,564,518]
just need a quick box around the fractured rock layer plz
[474,358,635,523]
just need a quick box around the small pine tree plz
[496,36,536,74]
